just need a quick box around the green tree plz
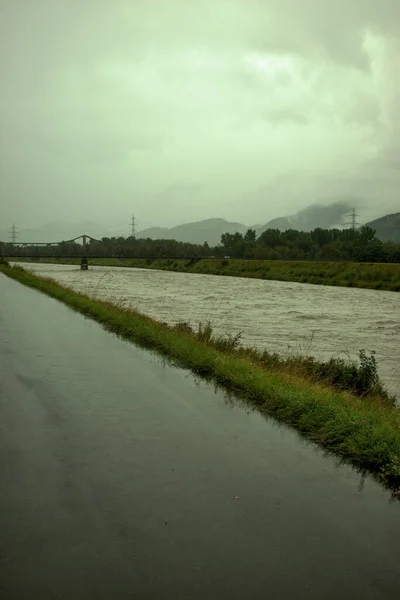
[244,229,256,242]
[258,229,281,248]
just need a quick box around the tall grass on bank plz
[1,261,400,495]
[13,256,400,291]
[174,321,393,403]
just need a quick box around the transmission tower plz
[130,214,137,237]
[345,208,360,230]
[9,223,18,243]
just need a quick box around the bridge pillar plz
[81,235,88,269]
[80,257,88,270]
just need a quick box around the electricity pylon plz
[9,223,18,243]
[131,214,137,237]
[345,208,360,230]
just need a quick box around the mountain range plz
[136,202,353,245]
[2,206,399,246]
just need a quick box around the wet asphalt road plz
[1,273,400,600]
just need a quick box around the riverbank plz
[1,260,399,494]
[12,257,400,291]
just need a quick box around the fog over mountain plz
[1,1,400,230]
[136,202,353,245]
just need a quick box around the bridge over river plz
[0,233,215,263]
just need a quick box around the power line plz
[9,223,18,243]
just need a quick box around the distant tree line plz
[1,225,399,263]
[217,226,400,263]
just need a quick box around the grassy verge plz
[13,256,400,291]
[1,260,400,495]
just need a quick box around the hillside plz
[366,213,400,242]
[137,218,249,246]
[255,201,350,236]
[135,204,349,245]
[137,202,351,244]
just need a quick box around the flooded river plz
[19,263,400,395]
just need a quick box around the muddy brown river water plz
[18,263,400,396]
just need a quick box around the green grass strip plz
[1,262,400,496]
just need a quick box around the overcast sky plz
[1,0,399,231]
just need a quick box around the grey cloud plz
[1,0,400,230]
[165,183,205,196]
[265,109,309,126]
